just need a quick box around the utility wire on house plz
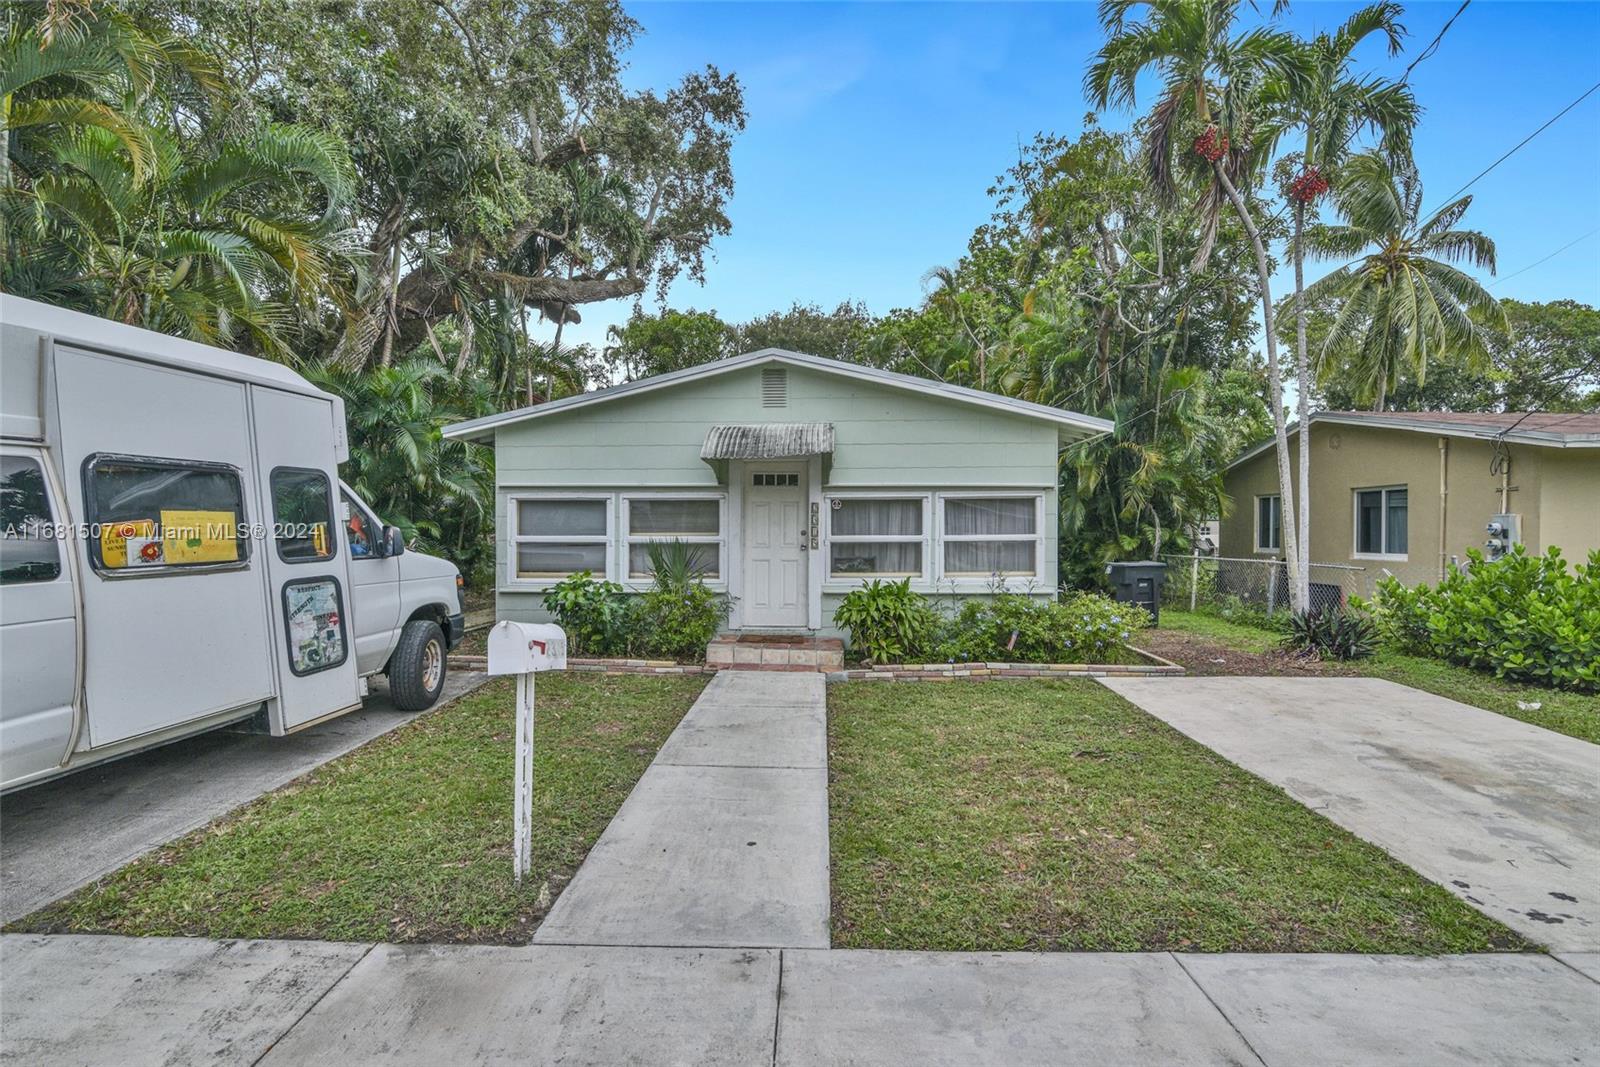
[1492,356,1600,440]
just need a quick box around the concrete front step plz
[705,634,844,672]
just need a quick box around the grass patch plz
[828,680,1525,953]
[13,672,705,943]
[1159,609,1599,744]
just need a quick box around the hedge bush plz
[1364,546,1599,691]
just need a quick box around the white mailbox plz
[487,621,568,675]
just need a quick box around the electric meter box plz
[487,621,568,675]
[1484,513,1522,561]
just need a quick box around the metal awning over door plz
[700,423,834,461]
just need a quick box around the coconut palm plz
[1304,151,1506,410]
[1260,1,1417,609]
[1086,0,1312,609]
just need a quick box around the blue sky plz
[562,1,1600,352]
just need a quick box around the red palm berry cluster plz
[1288,167,1330,203]
[1193,125,1228,162]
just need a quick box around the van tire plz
[390,619,447,711]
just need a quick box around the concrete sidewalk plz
[1102,676,1600,951]
[3,934,1597,1066]
[1,670,488,925]
[533,670,830,949]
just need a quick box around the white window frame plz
[1352,484,1409,561]
[621,492,727,588]
[821,492,932,587]
[506,492,614,586]
[935,491,1045,586]
[1254,494,1282,554]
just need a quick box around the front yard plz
[829,680,1524,953]
[1145,609,1600,744]
[11,673,706,943]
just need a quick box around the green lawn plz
[13,673,706,943]
[828,680,1525,953]
[1159,609,1599,744]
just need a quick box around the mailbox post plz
[486,621,568,883]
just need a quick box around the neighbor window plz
[828,496,925,578]
[941,495,1039,577]
[625,496,723,579]
[83,455,248,573]
[512,496,611,579]
[1,455,61,585]
[1355,486,1407,557]
[1256,494,1282,553]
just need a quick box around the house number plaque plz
[809,502,819,550]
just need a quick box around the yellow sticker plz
[100,519,155,568]
[160,509,240,564]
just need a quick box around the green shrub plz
[629,542,731,662]
[932,591,1150,664]
[833,579,943,664]
[541,572,631,656]
[1366,546,1600,691]
[1281,607,1378,661]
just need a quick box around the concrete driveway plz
[0,670,487,924]
[1102,676,1600,950]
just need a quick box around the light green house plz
[443,350,1110,634]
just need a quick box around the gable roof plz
[1228,410,1600,469]
[442,348,1113,444]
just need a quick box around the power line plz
[1490,227,1600,288]
[1493,356,1600,440]
[1429,81,1600,212]
[1403,1,1471,82]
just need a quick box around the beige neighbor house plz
[1222,411,1600,599]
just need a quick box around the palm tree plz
[1304,151,1506,410]
[1260,1,1417,609]
[6,121,354,357]
[1086,0,1312,609]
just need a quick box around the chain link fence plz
[1160,553,1369,620]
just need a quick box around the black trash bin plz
[1104,560,1168,625]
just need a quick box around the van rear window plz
[84,455,248,573]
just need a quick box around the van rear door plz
[51,344,275,747]
[251,387,362,732]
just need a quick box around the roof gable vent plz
[761,367,788,408]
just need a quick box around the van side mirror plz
[381,525,406,558]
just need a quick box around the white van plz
[0,296,466,792]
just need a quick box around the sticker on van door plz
[283,576,349,676]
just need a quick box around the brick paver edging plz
[449,654,712,676]
[825,645,1184,682]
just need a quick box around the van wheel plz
[390,619,447,711]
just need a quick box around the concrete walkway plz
[1103,676,1600,951]
[3,934,1596,1066]
[0,670,488,924]
[533,669,830,948]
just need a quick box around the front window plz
[1256,495,1282,552]
[512,496,611,579]
[942,496,1038,577]
[84,455,247,573]
[1,455,62,585]
[1356,487,1407,556]
[341,490,379,559]
[271,468,335,562]
[829,497,924,578]
[626,496,722,579]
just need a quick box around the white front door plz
[742,466,807,628]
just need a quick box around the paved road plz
[0,670,487,924]
[2,934,1596,1066]
[533,669,830,949]
[1102,676,1600,950]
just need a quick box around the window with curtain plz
[941,496,1038,577]
[513,497,610,579]
[1256,495,1282,552]
[1355,487,1407,556]
[828,497,924,577]
[626,496,723,579]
